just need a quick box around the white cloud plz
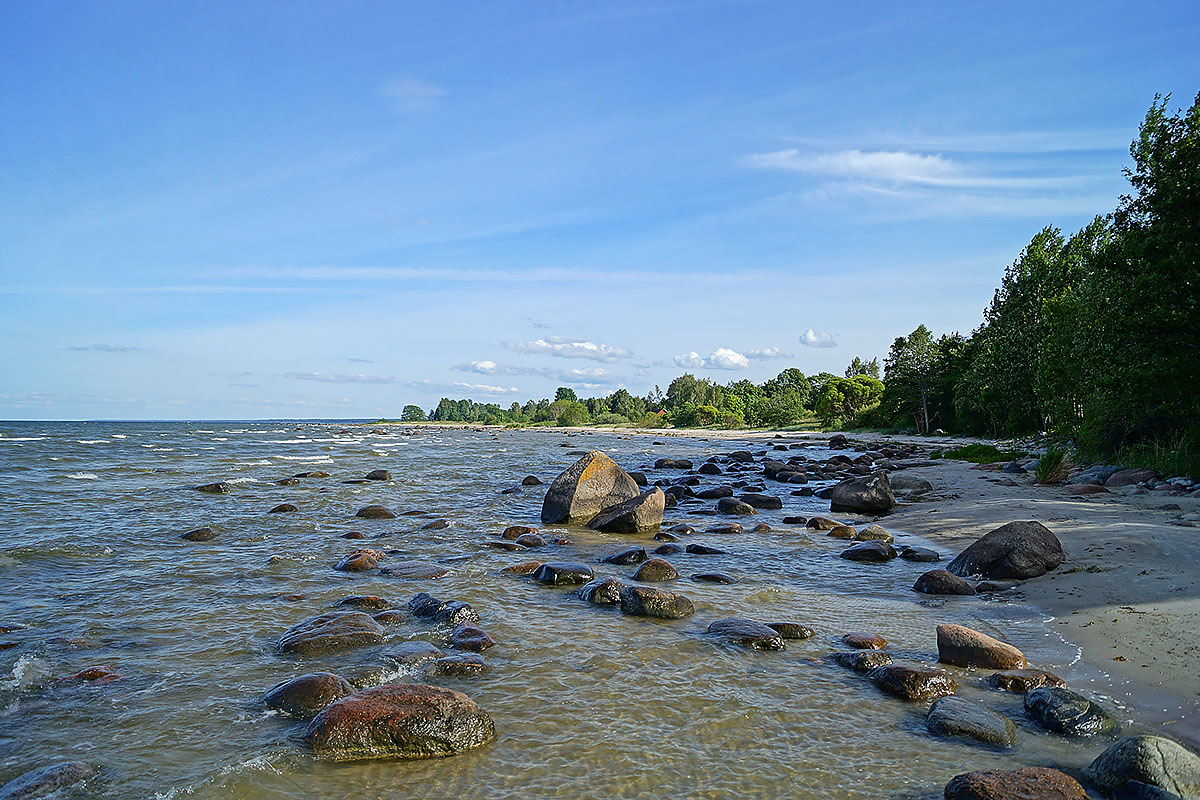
[749,149,962,185]
[503,336,631,362]
[409,379,520,396]
[67,343,141,352]
[745,346,792,360]
[799,328,837,348]
[672,347,750,370]
[282,372,396,384]
[379,78,447,113]
[452,360,622,385]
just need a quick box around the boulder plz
[521,475,542,486]
[890,475,933,494]
[926,696,1016,747]
[578,577,624,605]
[937,624,1025,669]
[618,585,694,618]
[829,473,896,515]
[707,618,786,650]
[697,486,734,500]
[839,542,897,562]
[195,482,230,494]
[335,548,384,572]
[832,650,892,672]
[499,561,543,576]
[181,526,216,542]
[532,562,594,586]
[632,558,678,582]
[430,653,489,676]
[541,451,639,524]
[1024,686,1118,736]
[364,469,391,481]
[379,561,449,579]
[269,503,298,513]
[900,546,941,562]
[944,767,1088,800]
[1066,484,1110,495]
[408,593,480,626]
[1084,735,1200,799]
[914,570,977,596]
[947,521,1065,580]
[716,497,757,515]
[856,524,893,542]
[766,622,815,639]
[586,488,666,533]
[827,525,857,540]
[806,517,841,531]
[262,672,355,718]
[653,544,683,555]
[654,458,693,470]
[739,493,782,510]
[829,434,848,448]
[870,663,956,700]
[448,624,494,652]
[686,543,727,555]
[0,762,97,800]
[419,519,450,530]
[1106,468,1159,487]
[302,683,494,761]
[692,572,736,584]
[843,632,887,650]
[698,463,722,475]
[276,612,385,656]
[706,522,744,533]
[380,641,445,667]
[514,533,545,548]
[501,525,538,540]
[355,505,396,520]
[338,595,392,611]
[988,668,1066,694]
[600,546,647,565]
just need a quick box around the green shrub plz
[592,412,630,426]
[1035,448,1069,483]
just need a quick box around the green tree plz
[845,357,880,379]
[881,325,939,432]
[554,387,578,403]
[401,404,427,422]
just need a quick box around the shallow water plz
[0,422,1132,798]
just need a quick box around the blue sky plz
[1,1,1197,419]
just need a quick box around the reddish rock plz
[937,624,1026,669]
[943,767,1087,800]
[988,668,1066,693]
[843,632,887,650]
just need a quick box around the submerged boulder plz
[578,577,624,605]
[618,585,694,619]
[262,672,355,718]
[302,683,494,761]
[1024,686,1118,736]
[276,612,385,656]
[947,521,1064,580]
[587,488,666,533]
[355,505,396,520]
[541,451,639,524]
[829,472,896,515]
[937,624,1025,669]
[944,767,1087,800]
[407,593,480,626]
[632,558,678,582]
[988,668,1066,694]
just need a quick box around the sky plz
[1,1,1198,420]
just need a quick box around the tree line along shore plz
[394,94,1199,479]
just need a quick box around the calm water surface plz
[0,422,1129,798]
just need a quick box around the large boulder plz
[0,763,97,800]
[1084,735,1200,799]
[869,663,956,700]
[586,488,666,533]
[937,624,1025,669]
[276,612,385,656]
[632,557,678,582]
[303,683,494,761]
[1106,468,1159,487]
[532,562,594,585]
[944,767,1088,800]
[1024,686,1118,736]
[408,593,479,626]
[578,577,624,605]
[839,541,897,562]
[914,570,977,596]
[829,473,896,515]
[541,451,639,524]
[262,672,355,718]
[947,521,1064,580]
[926,696,1016,747]
[618,585,694,618]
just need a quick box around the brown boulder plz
[937,623,1026,669]
[947,521,1065,580]
[276,612,385,656]
[943,767,1087,800]
[632,557,678,582]
[540,451,639,524]
[870,663,956,700]
[262,672,355,718]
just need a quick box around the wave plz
[66,472,99,480]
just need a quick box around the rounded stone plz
[926,696,1016,747]
[262,672,355,718]
[632,557,678,582]
[1024,686,1118,736]
[944,767,1087,800]
[707,618,786,650]
[356,505,396,520]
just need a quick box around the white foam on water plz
[111,434,127,438]
[0,437,45,442]
[66,472,99,480]
[76,439,108,444]
[0,654,47,691]
[275,455,333,462]
[225,477,258,485]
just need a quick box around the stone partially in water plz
[686,543,727,555]
[839,542,897,562]
[262,672,355,718]
[447,624,494,652]
[364,469,391,481]
[899,546,941,562]
[692,572,735,584]
[766,622,814,639]
[944,767,1087,800]
[632,557,678,582]
[1024,686,1118,736]
[739,493,782,510]
[338,595,392,611]
[869,663,956,700]
[707,618,786,650]
[1083,735,1200,799]
[334,548,384,572]
[926,696,1016,747]
[806,516,841,531]
[599,546,647,565]
[843,632,887,650]
[716,497,756,515]
[407,593,480,626]
[499,561,542,576]
[914,570,977,596]
[195,482,230,494]
[381,641,445,667]
[355,505,396,520]
[513,533,545,548]
[532,562,594,586]
[827,525,857,539]
[988,669,1066,694]
[268,503,298,513]
[578,577,624,605]
[379,561,449,579]
[540,451,639,524]
[618,585,694,619]
[0,762,97,800]
[302,683,494,761]
[276,612,385,656]
[832,650,892,672]
[829,472,895,514]
[429,653,489,677]
[856,524,893,542]
[181,527,215,541]
[937,624,1025,669]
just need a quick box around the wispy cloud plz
[408,379,520,396]
[745,346,793,360]
[66,343,142,352]
[799,328,837,348]
[503,336,631,363]
[452,360,623,385]
[672,347,750,370]
[379,78,447,113]
[282,372,397,384]
[336,357,375,364]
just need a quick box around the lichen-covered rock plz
[541,451,639,524]
[944,767,1087,800]
[276,612,385,656]
[870,663,956,700]
[938,624,1025,669]
[707,618,786,650]
[302,683,494,761]
[587,488,666,533]
[947,521,1065,580]
[618,585,694,619]
[1024,686,1118,736]
[829,472,896,514]
[926,696,1015,747]
[1083,735,1200,799]
[262,672,355,718]
[914,570,977,596]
